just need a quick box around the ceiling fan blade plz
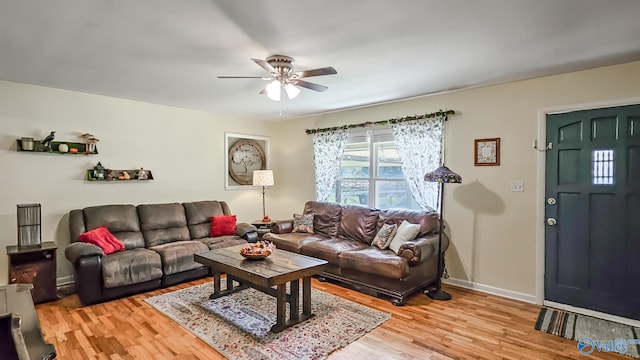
[259,86,267,94]
[217,76,269,79]
[252,58,277,74]
[291,79,328,92]
[293,66,337,78]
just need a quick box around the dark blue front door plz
[545,104,640,320]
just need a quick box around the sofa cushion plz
[210,215,236,236]
[183,201,228,239]
[372,223,398,249]
[78,226,125,255]
[83,205,145,249]
[303,201,342,237]
[300,238,369,265]
[389,220,421,254]
[292,213,314,233]
[378,208,440,238]
[337,205,380,244]
[149,241,208,276]
[137,203,190,247]
[101,248,162,288]
[338,247,410,279]
[198,235,247,250]
[263,232,326,253]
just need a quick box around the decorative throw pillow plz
[388,220,421,254]
[78,226,125,255]
[372,223,398,249]
[210,215,237,237]
[292,213,314,233]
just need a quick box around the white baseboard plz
[443,277,537,304]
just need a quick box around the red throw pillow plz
[210,215,237,237]
[78,226,125,255]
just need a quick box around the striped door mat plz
[535,307,640,358]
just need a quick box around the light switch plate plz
[511,180,524,192]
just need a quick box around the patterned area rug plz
[535,307,640,358]
[144,281,390,360]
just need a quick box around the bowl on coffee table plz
[240,241,275,260]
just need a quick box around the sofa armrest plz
[270,219,294,234]
[236,223,257,237]
[398,233,449,266]
[236,222,258,242]
[75,255,104,306]
[64,242,104,264]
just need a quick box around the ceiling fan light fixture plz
[284,83,300,100]
[266,80,281,101]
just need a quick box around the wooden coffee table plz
[194,245,328,333]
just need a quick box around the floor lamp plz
[253,170,274,222]
[424,165,462,300]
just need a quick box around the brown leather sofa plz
[65,200,256,305]
[264,201,448,305]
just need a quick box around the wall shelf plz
[86,169,154,181]
[16,139,98,155]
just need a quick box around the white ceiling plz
[1,0,640,121]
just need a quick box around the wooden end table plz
[6,242,57,304]
[251,220,272,240]
[195,245,328,333]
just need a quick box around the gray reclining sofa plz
[65,200,256,305]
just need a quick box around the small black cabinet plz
[6,242,58,304]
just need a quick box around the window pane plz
[592,149,615,185]
[336,180,369,205]
[376,142,404,179]
[375,180,421,210]
[340,142,369,178]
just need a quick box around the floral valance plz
[305,109,455,135]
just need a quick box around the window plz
[592,149,615,185]
[328,129,420,210]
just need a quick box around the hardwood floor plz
[35,278,625,359]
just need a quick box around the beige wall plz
[2,60,639,299]
[270,60,640,300]
[0,81,274,284]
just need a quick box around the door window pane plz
[592,149,615,185]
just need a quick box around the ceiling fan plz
[218,55,337,101]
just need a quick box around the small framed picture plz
[474,138,500,166]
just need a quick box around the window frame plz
[333,128,419,209]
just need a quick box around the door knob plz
[547,218,557,226]
[547,197,557,205]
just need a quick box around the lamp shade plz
[253,170,274,187]
[266,81,281,101]
[284,83,300,99]
[424,166,462,184]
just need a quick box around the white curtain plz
[312,128,349,201]
[391,117,445,211]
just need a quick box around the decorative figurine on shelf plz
[41,131,55,151]
[122,171,131,180]
[93,162,106,180]
[81,133,99,153]
[137,168,148,180]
